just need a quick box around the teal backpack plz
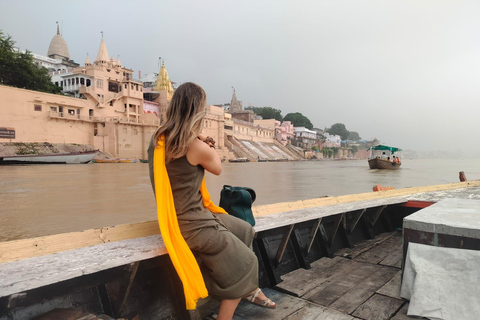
[219,185,256,226]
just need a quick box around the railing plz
[49,111,94,122]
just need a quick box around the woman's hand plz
[198,134,216,149]
[187,138,222,175]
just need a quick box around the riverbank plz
[0,142,114,160]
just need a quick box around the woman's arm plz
[186,137,222,175]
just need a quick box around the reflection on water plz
[1,159,478,241]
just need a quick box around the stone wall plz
[0,85,158,159]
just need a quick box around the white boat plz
[0,150,98,164]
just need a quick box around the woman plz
[148,82,275,320]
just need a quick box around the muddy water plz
[1,159,478,241]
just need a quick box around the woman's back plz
[166,156,205,216]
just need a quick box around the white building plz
[323,132,342,147]
[293,127,317,149]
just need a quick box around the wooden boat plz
[139,159,148,163]
[367,144,402,170]
[93,159,138,163]
[0,150,98,164]
[228,157,250,163]
[2,182,480,319]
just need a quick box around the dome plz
[48,34,70,60]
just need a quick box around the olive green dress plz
[148,139,258,299]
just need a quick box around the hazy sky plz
[2,0,480,155]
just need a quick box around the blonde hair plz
[154,82,206,162]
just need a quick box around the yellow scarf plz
[153,136,227,310]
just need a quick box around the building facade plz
[0,31,159,159]
[293,127,317,149]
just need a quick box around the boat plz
[3,182,480,319]
[93,159,138,163]
[367,144,402,170]
[228,157,250,163]
[0,150,98,164]
[267,158,288,162]
[139,159,148,163]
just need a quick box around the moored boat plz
[93,159,138,163]
[0,150,98,165]
[367,144,402,170]
[228,157,250,163]
[139,159,148,163]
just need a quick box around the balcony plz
[49,111,94,122]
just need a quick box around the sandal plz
[243,288,276,309]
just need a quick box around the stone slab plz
[403,198,480,239]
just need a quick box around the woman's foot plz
[243,288,276,309]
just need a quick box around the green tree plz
[327,123,349,140]
[311,145,319,152]
[0,31,62,94]
[348,131,361,141]
[322,147,334,158]
[283,112,313,129]
[245,106,283,121]
[350,145,358,155]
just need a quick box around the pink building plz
[275,121,295,146]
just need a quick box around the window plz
[110,101,113,106]
[124,84,127,89]
[108,81,119,93]
[50,106,57,112]
[80,78,84,85]
[135,84,139,91]
[59,106,63,113]
[34,105,42,112]
[89,109,93,117]
[68,109,75,115]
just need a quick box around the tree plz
[348,131,361,141]
[245,106,283,121]
[350,145,358,155]
[0,31,62,94]
[322,147,334,158]
[283,112,313,129]
[326,123,349,140]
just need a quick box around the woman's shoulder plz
[186,139,210,163]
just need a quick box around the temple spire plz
[56,21,60,35]
[95,32,109,63]
[85,53,91,65]
[154,59,174,98]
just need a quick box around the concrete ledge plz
[404,198,480,239]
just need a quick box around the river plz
[1,159,478,242]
